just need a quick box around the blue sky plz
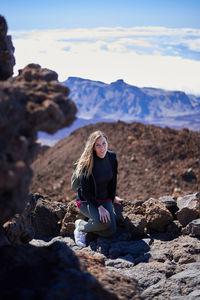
[2,0,200,95]
[2,0,200,29]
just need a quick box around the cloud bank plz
[11,26,200,95]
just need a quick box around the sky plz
[2,0,200,95]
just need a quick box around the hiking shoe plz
[74,228,86,247]
[75,219,83,229]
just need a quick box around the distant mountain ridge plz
[38,77,200,145]
[63,77,200,123]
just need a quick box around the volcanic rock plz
[176,193,200,226]
[0,241,138,300]
[3,193,37,244]
[31,195,67,238]
[145,198,173,232]
[60,200,88,236]
[158,195,178,217]
[0,15,15,80]
[78,251,142,300]
[183,218,200,236]
[0,63,77,226]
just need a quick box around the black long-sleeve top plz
[77,150,118,208]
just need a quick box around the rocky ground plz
[30,233,200,300]
[4,191,200,299]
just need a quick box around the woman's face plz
[94,136,108,158]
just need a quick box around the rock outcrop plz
[0,16,15,80]
[0,241,142,300]
[0,63,77,227]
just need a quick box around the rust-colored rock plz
[116,200,147,237]
[145,198,173,232]
[3,193,37,244]
[60,200,87,236]
[0,241,126,299]
[0,63,77,226]
[77,251,142,300]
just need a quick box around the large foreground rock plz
[31,195,67,238]
[0,240,141,299]
[0,15,15,80]
[0,63,77,226]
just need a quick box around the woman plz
[74,130,123,247]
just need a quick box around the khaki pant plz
[78,201,117,237]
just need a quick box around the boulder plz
[3,193,38,244]
[183,218,200,236]
[0,62,77,226]
[31,195,67,238]
[60,200,87,236]
[0,15,15,80]
[0,240,130,300]
[145,198,173,232]
[181,168,197,182]
[158,195,178,217]
[141,263,200,299]
[78,252,142,300]
[176,193,200,226]
[115,200,147,237]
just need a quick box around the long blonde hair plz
[75,130,108,178]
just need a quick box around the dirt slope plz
[30,121,200,203]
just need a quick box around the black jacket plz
[77,150,118,208]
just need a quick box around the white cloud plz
[11,26,200,95]
[182,38,200,52]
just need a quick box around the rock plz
[0,15,15,80]
[120,261,175,291]
[60,200,87,236]
[0,225,9,246]
[116,200,147,237]
[140,262,200,299]
[166,220,181,235]
[183,218,200,236]
[0,240,129,300]
[145,198,174,232]
[108,238,151,259]
[0,62,77,226]
[176,193,200,227]
[3,193,37,244]
[158,195,178,217]
[181,168,197,182]
[171,290,200,300]
[78,252,142,300]
[124,214,147,238]
[31,196,67,238]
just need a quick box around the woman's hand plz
[113,196,124,205]
[98,205,110,223]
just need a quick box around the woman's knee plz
[97,220,111,231]
[101,222,117,237]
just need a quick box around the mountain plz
[63,77,200,122]
[31,121,200,203]
[38,77,200,145]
